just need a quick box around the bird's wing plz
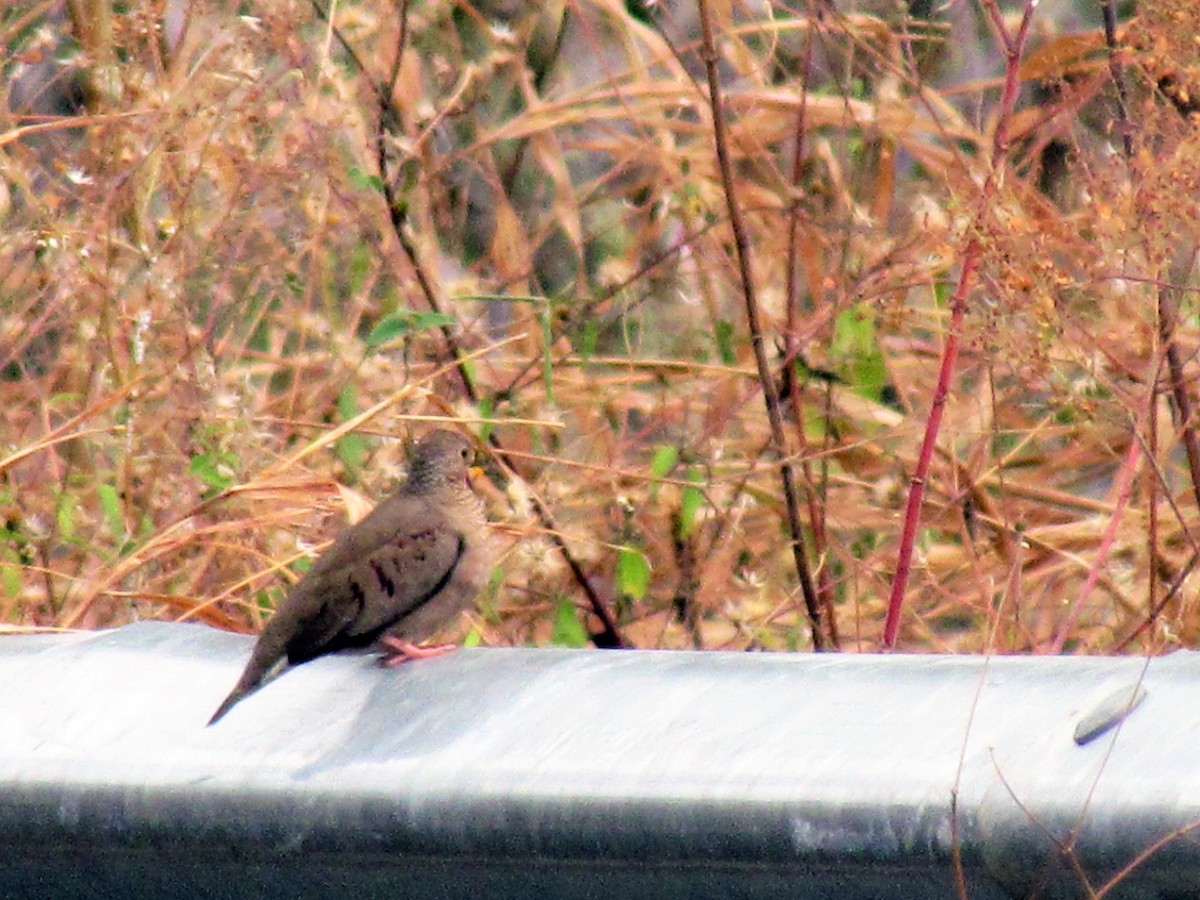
[304,492,433,579]
[282,516,465,664]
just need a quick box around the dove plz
[208,429,491,725]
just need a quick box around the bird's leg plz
[380,635,457,667]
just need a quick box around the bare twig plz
[782,16,838,648]
[1156,251,1200,526]
[696,0,825,650]
[1099,0,1132,158]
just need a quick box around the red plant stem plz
[882,246,979,647]
[882,0,1036,648]
[1045,438,1141,654]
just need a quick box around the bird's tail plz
[207,654,285,726]
[207,680,254,726]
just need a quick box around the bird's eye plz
[460,447,470,461]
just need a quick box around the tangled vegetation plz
[3,0,1199,656]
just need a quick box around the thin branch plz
[696,0,825,650]
[1099,0,1133,159]
[782,15,839,648]
[1156,250,1200,527]
[882,0,1037,648]
[1045,434,1139,653]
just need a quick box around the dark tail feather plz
[208,654,284,726]
[208,681,255,726]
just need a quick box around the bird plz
[208,428,492,726]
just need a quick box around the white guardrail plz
[1,622,1195,899]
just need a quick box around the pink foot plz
[380,636,457,667]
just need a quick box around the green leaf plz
[540,301,554,404]
[254,589,276,615]
[649,445,677,500]
[677,468,704,540]
[478,394,496,442]
[713,319,736,365]
[581,318,598,359]
[347,166,385,192]
[649,445,678,479]
[0,562,19,597]
[551,596,589,647]
[336,385,365,475]
[96,483,125,538]
[348,243,373,296]
[616,546,651,600]
[364,316,411,348]
[934,278,951,307]
[409,310,458,330]
[365,309,457,348]
[832,306,886,401]
[188,451,238,494]
[56,493,77,541]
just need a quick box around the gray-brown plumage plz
[208,429,491,725]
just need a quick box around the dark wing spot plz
[349,578,366,607]
[400,529,436,546]
[399,529,435,566]
[371,559,395,597]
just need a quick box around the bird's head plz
[406,428,478,492]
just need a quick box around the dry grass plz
[3,0,1200,655]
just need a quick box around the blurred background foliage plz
[3,0,1200,654]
